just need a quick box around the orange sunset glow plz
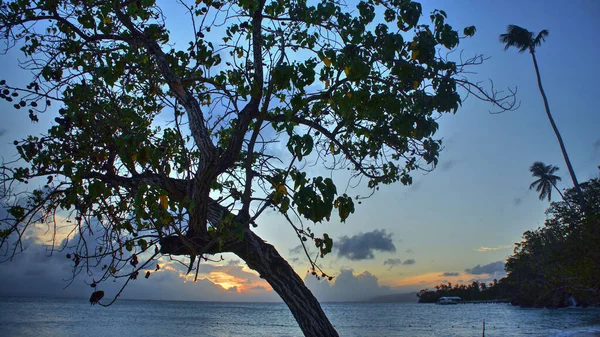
[207,272,245,290]
[393,272,465,288]
[206,271,271,293]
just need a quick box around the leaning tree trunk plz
[530,50,585,207]
[232,228,340,337]
[161,200,340,336]
[551,182,571,207]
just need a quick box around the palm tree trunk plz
[529,49,585,206]
[550,182,570,207]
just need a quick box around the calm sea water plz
[1,297,600,337]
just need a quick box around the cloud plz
[0,236,279,302]
[513,197,522,206]
[305,269,393,302]
[249,285,267,291]
[405,248,414,254]
[402,259,416,265]
[475,245,512,252]
[289,244,303,255]
[336,230,396,260]
[383,258,403,270]
[0,128,6,137]
[594,139,600,154]
[194,259,270,292]
[465,261,505,275]
[441,272,460,277]
[409,180,423,191]
[440,159,459,171]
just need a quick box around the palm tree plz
[529,162,566,202]
[500,25,584,205]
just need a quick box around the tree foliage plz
[0,0,514,334]
[529,161,564,202]
[499,24,548,54]
[417,279,511,303]
[500,24,584,208]
[506,173,600,307]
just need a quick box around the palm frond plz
[500,25,537,53]
[528,162,561,202]
[529,162,547,175]
[533,29,549,47]
[543,188,552,201]
[500,33,522,51]
[529,180,540,190]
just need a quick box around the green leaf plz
[320,233,333,257]
[138,239,148,251]
[463,26,476,37]
[8,205,25,219]
[280,196,290,213]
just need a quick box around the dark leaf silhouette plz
[89,290,104,305]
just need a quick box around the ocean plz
[1,297,599,336]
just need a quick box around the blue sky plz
[0,0,599,302]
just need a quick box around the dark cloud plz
[594,139,600,154]
[289,245,303,255]
[0,237,279,302]
[0,128,6,137]
[465,261,505,275]
[410,180,423,191]
[441,272,460,277]
[336,230,396,260]
[305,269,425,302]
[402,259,416,265]
[383,258,402,270]
[440,159,459,171]
[468,277,496,284]
[305,269,391,302]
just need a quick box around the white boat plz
[436,296,462,305]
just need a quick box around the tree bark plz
[550,182,571,207]
[160,199,340,337]
[231,228,340,337]
[529,50,585,206]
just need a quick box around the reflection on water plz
[1,297,599,337]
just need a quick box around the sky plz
[0,0,599,303]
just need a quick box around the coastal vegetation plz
[492,24,598,308]
[417,280,511,303]
[0,0,513,335]
[419,25,599,310]
[505,173,600,308]
[500,25,584,204]
[529,162,565,202]
[418,172,600,308]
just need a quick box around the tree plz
[0,1,513,335]
[500,25,584,205]
[529,161,566,202]
[506,173,600,308]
